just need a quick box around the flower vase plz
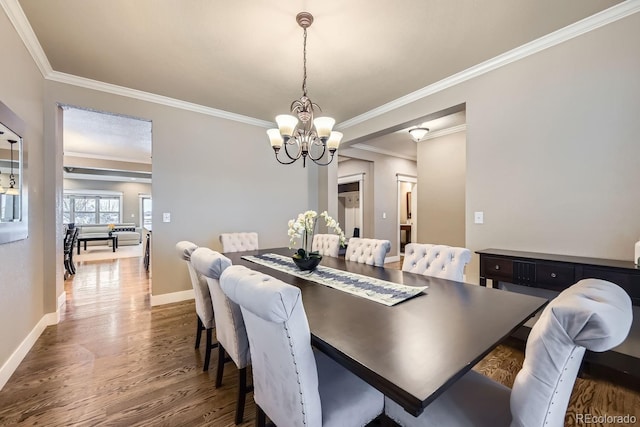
[292,253,322,271]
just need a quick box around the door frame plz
[397,174,417,258]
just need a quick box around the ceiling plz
[10,0,624,170]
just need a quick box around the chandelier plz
[5,139,19,196]
[267,12,342,167]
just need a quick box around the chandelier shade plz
[268,12,342,167]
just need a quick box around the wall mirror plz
[0,100,27,244]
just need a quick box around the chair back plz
[402,243,472,282]
[191,248,250,369]
[510,279,632,427]
[63,227,74,255]
[345,237,391,266]
[219,232,259,253]
[220,265,322,427]
[311,233,341,257]
[175,241,214,329]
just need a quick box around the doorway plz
[337,173,364,239]
[397,175,417,257]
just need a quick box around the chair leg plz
[215,344,226,388]
[255,405,266,427]
[235,367,248,424]
[195,316,203,349]
[203,328,214,371]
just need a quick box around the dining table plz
[224,247,548,417]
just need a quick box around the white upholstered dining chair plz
[312,233,341,257]
[385,278,633,427]
[219,232,259,253]
[191,247,251,425]
[175,241,217,371]
[345,237,391,266]
[401,243,472,282]
[220,264,384,427]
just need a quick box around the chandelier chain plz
[302,27,308,97]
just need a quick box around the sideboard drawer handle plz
[551,273,557,278]
[495,265,500,270]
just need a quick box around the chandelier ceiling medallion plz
[267,12,342,167]
[409,127,430,142]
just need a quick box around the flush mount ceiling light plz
[409,127,430,142]
[267,12,343,167]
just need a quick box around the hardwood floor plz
[0,257,255,426]
[1,255,638,426]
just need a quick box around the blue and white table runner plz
[242,253,427,306]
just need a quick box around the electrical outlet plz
[163,212,171,223]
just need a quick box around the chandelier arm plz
[309,151,336,166]
[307,139,327,162]
[274,151,300,165]
[282,136,302,161]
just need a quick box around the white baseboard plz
[385,255,400,263]
[150,289,194,307]
[0,310,59,391]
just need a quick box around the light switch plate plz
[163,212,171,223]
[474,211,484,224]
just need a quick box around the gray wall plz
[0,9,45,373]
[416,131,466,247]
[339,13,640,284]
[338,151,417,255]
[44,81,312,300]
[63,178,152,227]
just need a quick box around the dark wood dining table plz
[224,247,548,417]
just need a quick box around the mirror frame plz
[0,100,28,244]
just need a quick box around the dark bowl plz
[292,255,322,271]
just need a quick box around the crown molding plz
[64,151,152,165]
[0,0,52,77]
[4,0,638,130]
[349,144,417,162]
[420,124,467,141]
[47,71,275,128]
[337,0,640,130]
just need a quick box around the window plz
[63,193,122,224]
[141,196,152,228]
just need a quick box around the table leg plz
[112,237,116,252]
[77,242,81,255]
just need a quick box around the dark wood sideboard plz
[477,248,640,382]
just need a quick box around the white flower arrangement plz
[288,210,346,259]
